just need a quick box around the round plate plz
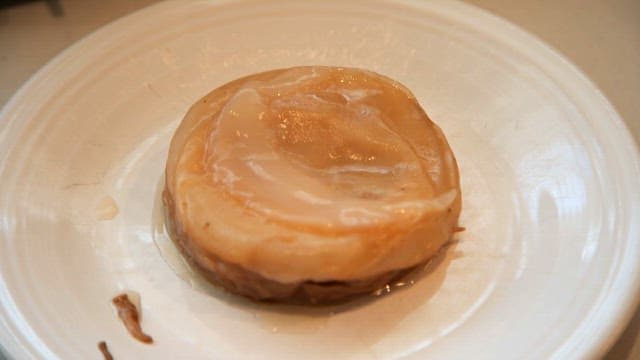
[1,1,639,359]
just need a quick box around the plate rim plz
[0,0,639,359]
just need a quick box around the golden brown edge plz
[162,188,427,304]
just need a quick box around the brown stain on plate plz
[98,341,114,360]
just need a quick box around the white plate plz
[1,0,639,359]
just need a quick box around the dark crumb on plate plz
[112,293,153,344]
[98,341,114,360]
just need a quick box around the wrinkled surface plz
[165,66,461,284]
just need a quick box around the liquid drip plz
[151,176,223,297]
[96,195,119,220]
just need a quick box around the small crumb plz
[98,341,114,360]
[454,226,466,233]
[96,196,119,220]
[112,293,153,344]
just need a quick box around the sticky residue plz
[96,196,119,220]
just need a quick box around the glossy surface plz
[165,66,461,283]
[198,68,452,229]
[0,1,639,359]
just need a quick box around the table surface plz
[0,0,638,359]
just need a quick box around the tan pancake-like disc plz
[164,66,461,303]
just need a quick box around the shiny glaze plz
[207,67,454,231]
[165,66,461,283]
